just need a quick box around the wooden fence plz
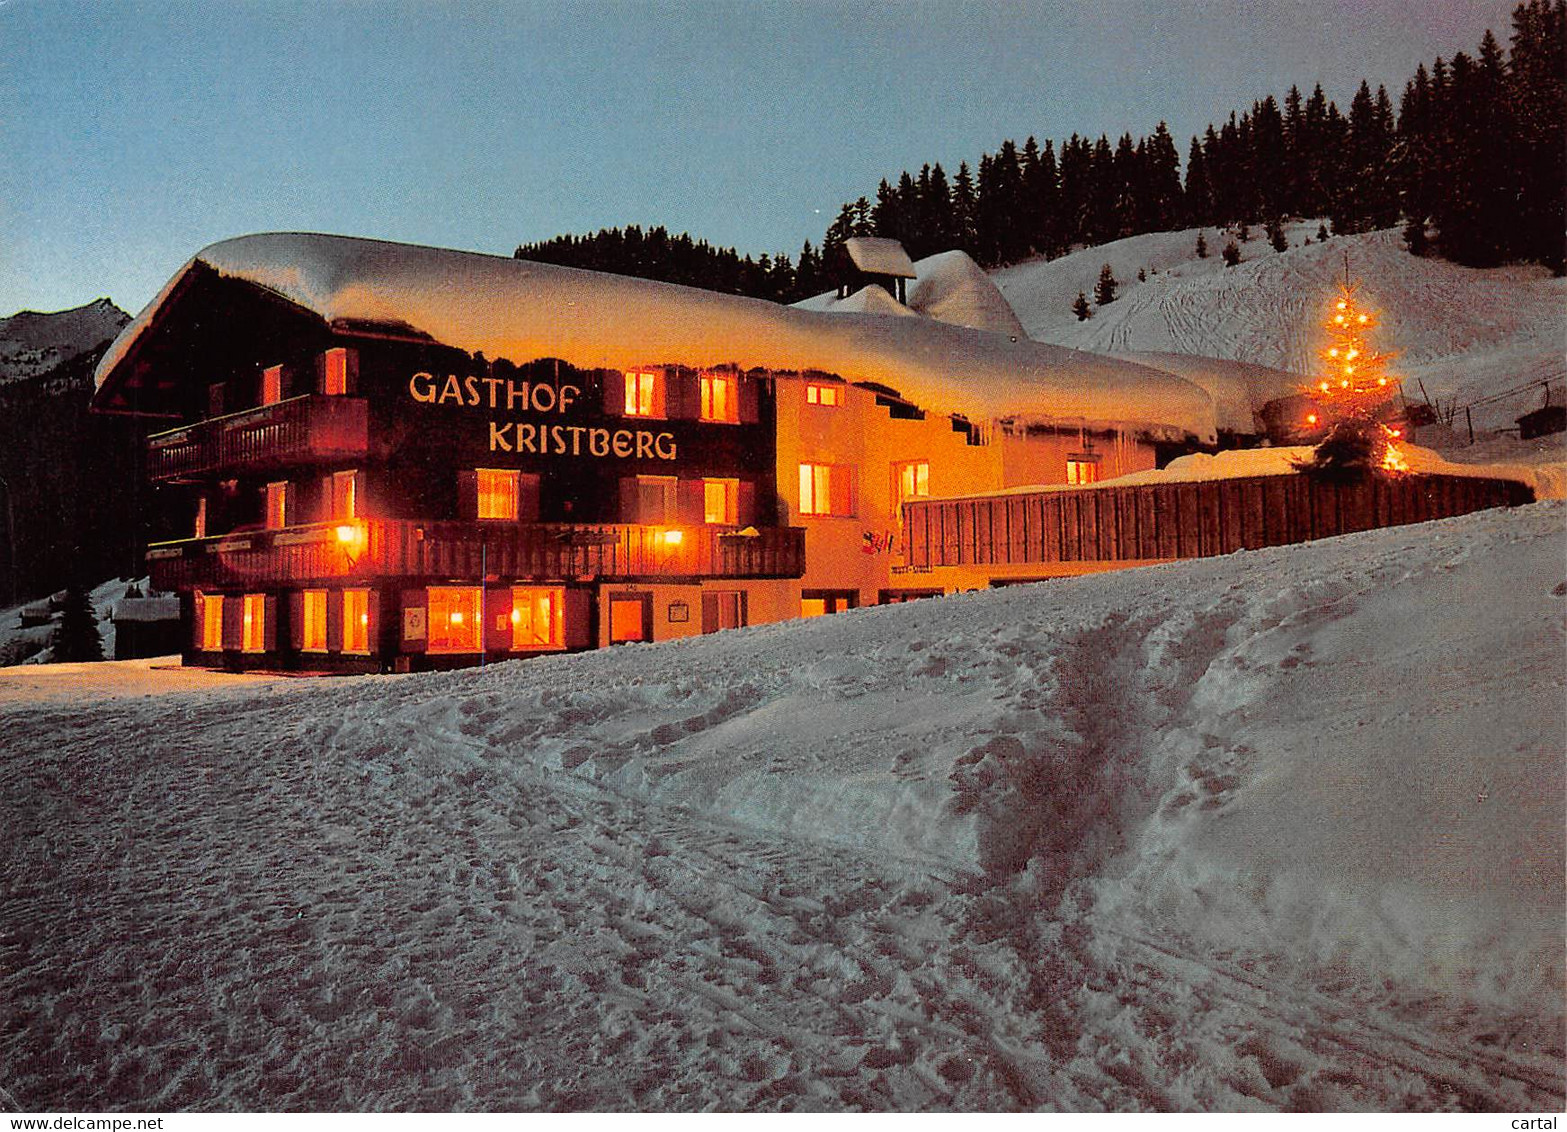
[901,472,1533,570]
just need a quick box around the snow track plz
[2,503,1562,1111]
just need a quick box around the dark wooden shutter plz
[619,477,640,523]
[737,481,756,526]
[603,370,626,415]
[223,594,242,651]
[457,470,479,521]
[701,592,718,634]
[738,375,760,423]
[263,596,279,652]
[289,591,304,652]
[830,466,853,516]
[326,591,344,652]
[665,369,693,419]
[563,587,592,649]
[518,474,541,522]
[678,480,704,524]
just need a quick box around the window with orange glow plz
[800,597,827,618]
[609,595,650,643]
[199,593,224,651]
[700,373,738,422]
[703,478,738,524]
[427,587,482,653]
[805,382,841,407]
[322,348,353,395]
[798,463,852,516]
[1066,457,1100,485]
[241,593,266,653]
[342,589,371,654]
[509,587,564,650]
[261,365,283,406]
[477,468,519,520]
[300,590,328,652]
[624,371,661,417]
[893,460,930,503]
[264,481,290,529]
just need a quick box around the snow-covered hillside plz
[0,298,127,385]
[2,502,1561,1112]
[993,226,1567,432]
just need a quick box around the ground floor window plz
[609,593,652,643]
[198,592,224,650]
[510,586,564,650]
[800,589,857,618]
[343,589,371,654]
[241,593,266,652]
[879,588,942,604]
[428,586,482,653]
[301,590,328,651]
[1066,454,1101,485]
[702,590,747,633]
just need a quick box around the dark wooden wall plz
[901,472,1535,570]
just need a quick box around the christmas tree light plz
[1297,267,1406,479]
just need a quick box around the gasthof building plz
[91,232,1231,672]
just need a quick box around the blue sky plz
[1,0,1519,316]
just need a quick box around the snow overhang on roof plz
[843,237,917,279]
[94,232,1218,443]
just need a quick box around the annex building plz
[92,232,1283,672]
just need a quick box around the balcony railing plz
[147,519,806,590]
[147,395,370,481]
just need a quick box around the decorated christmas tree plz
[1297,269,1407,479]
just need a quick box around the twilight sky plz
[1,0,1520,317]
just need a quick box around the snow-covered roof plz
[842,237,917,278]
[1109,351,1307,435]
[95,232,1219,442]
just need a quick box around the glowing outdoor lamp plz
[662,529,684,547]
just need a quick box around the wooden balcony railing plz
[147,395,370,481]
[147,519,806,590]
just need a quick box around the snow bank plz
[97,233,1218,442]
[904,250,1028,339]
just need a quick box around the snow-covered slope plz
[3,503,1561,1111]
[0,298,128,385]
[994,226,1567,431]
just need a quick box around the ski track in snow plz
[2,504,1563,1111]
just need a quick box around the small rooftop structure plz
[838,237,917,303]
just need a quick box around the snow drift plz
[2,501,1561,1111]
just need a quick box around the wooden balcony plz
[147,395,369,482]
[147,519,806,590]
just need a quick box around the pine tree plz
[1094,263,1118,305]
[1266,216,1288,252]
[1221,239,1242,266]
[1507,0,1567,271]
[1296,276,1405,480]
[1073,291,1092,320]
[52,582,104,663]
[951,161,979,256]
[1196,231,1208,258]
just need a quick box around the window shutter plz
[737,481,756,526]
[678,480,704,524]
[289,592,304,652]
[223,594,242,650]
[830,466,853,516]
[563,587,591,649]
[739,591,749,627]
[738,375,760,423]
[363,589,379,654]
[619,477,640,523]
[702,592,719,634]
[671,370,698,419]
[263,596,279,652]
[603,370,626,415]
[517,474,541,522]
[326,591,344,652]
[456,470,479,521]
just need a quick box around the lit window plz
[609,595,649,643]
[805,381,841,407]
[300,590,328,652]
[800,597,827,618]
[1066,457,1100,485]
[477,468,519,520]
[264,482,290,529]
[700,372,738,422]
[261,365,283,406]
[428,587,482,653]
[510,587,565,650]
[199,593,224,651]
[894,460,930,503]
[322,348,353,395]
[798,463,851,516]
[624,370,662,417]
[241,593,266,653]
[328,470,359,521]
[703,478,738,524]
[342,589,370,654]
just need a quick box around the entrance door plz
[608,593,653,644]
